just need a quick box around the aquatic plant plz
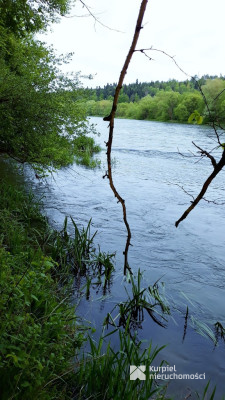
[73,324,168,400]
[0,182,114,399]
[104,269,170,334]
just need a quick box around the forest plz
[86,76,225,124]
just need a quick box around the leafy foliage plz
[86,77,225,124]
[0,0,72,37]
[0,182,83,399]
[0,182,116,399]
[188,110,203,124]
[88,75,224,102]
[0,0,100,173]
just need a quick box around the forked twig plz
[175,149,225,227]
[192,141,217,168]
[134,46,222,145]
[76,0,122,32]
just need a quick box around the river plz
[7,117,225,398]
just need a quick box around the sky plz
[40,0,225,87]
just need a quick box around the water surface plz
[24,117,225,398]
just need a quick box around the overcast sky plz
[41,0,225,87]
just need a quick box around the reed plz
[105,269,170,333]
[74,325,168,400]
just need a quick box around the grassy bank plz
[0,182,167,399]
[0,182,84,399]
[0,181,217,399]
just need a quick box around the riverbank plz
[0,180,172,399]
[0,181,84,399]
[20,116,224,399]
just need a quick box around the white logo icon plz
[130,365,146,380]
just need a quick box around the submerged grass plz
[0,182,114,399]
[0,180,220,400]
[73,135,101,168]
[74,327,168,400]
[104,269,170,334]
[0,182,167,400]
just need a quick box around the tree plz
[0,0,72,37]
[155,91,180,121]
[174,92,204,122]
[202,78,225,124]
[0,33,96,170]
[0,0,99,173]
[118,89,129,103]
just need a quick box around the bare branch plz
[192,141,217,168]
[175,150,225,227]
[64,13,92,18]
[177,147,200,159]
[169,182,225,205]
[134,47,189,78]
[170,182,195,201]
[134,46,222,146]
[103,0,148,273]
[137,49,154,62]
[72,1,122,32]
[134,46,225,226]
[214,88,225,102]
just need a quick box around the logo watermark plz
[130,365,146,380]
[130,365,206,381]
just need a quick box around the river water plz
[6,117,225,398]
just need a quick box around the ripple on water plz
[22,117,225,398]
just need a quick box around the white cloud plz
[40,0,225,87]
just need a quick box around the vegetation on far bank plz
[86,77,225,124]
[0,1,222,399]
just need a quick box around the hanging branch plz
[103,0,148,274]
[70,1,122,32]
[134,46,225,226]
[192,141,217,168]
[175,149,225,227]
[134,46,222,145]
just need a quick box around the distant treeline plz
[85,76,225,124]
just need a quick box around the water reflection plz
[3,117,225,397]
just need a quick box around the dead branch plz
[214,88,225,102]
[169,182,195,201]
[177,147,201,159]
[134,46,223,146]
[134,46,225,226]
[68,0,122,32]
[103,0,148,274]
[169,182,225,205]
[184,390,192,400]
[192,141,217,168]
[175,149,225,227]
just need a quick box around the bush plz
[0,183,83,399]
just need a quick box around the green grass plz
[0,182,84,399]
[74,326,169,400]
[0,181,219,400]
[0,182,113,399]
[104,269,170,335]
[73,135,101,168]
